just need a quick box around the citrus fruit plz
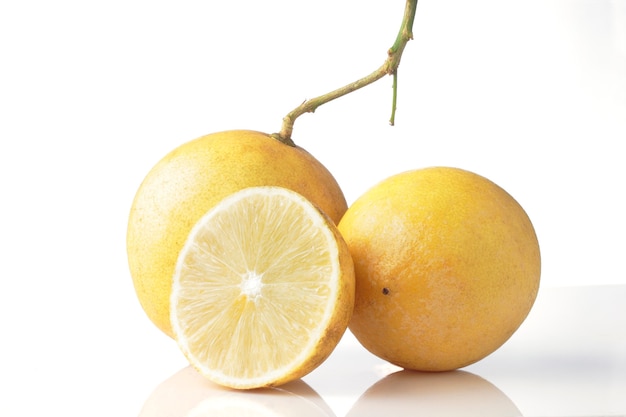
[337,166,540,371]
[170,186,355,389]
[127,130,347,337]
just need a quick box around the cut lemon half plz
[170,186,355,389]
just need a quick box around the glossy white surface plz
[142,285,626,417]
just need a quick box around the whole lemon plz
[338,167,540,371]
[127,130,347,337]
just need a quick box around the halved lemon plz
[170,186,355,389]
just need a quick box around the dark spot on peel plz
[382,287,390,295]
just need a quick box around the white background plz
[1,1,625,416]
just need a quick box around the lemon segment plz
[170,186,354,389]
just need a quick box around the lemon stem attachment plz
[272,0,418,145]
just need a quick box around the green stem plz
[272,0,418,145]
[390,71,398,126]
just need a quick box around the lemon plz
[338,167,541,371]
[170,186,354,389]
[127,130,347,337]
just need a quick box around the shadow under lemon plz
[138,366,336,417]
[346,369,522,417]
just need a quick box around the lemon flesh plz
[170,186,354,389]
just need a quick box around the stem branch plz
[272,0,417,145]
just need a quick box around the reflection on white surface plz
[138,366,335,417]
[346,370,521,417]
[136,286,626,417]
[309,285,626,416]
[467,285,626,416]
